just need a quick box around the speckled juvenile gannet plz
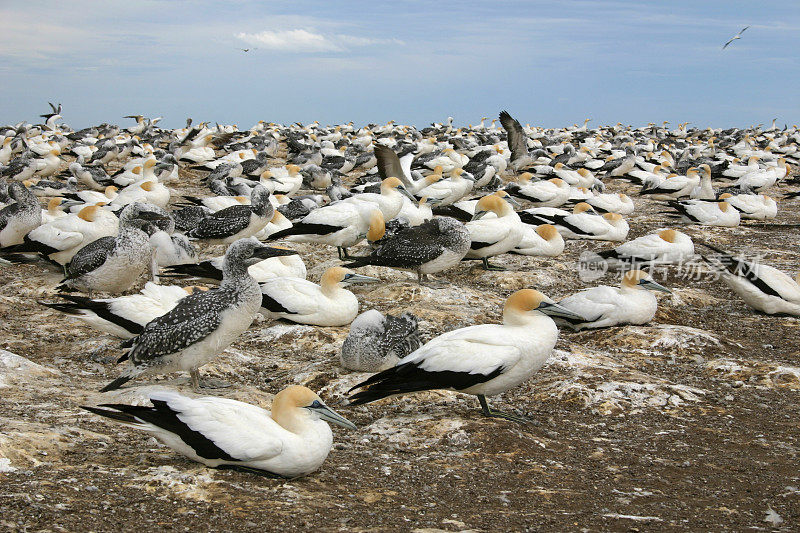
[100,238,275,391]
[348,289,584,422]
[554,270,671,331]
[344,216,471,284]
[187,184,274,243]
[260,267,378,326]
[701,243,800,315]
[464,192,524,270]
[0,182,42,247]
[341,310,422,372]
[83,385,355,477]
[58,203,169,295]
[593,229,695,267]
[40,282,206,338]
[162,246,302,283]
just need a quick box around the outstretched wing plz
[499,110,529,163]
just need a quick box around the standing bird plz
[464,192,524,270]
[83,385,355,477]
[0,182,42,247]
[348,289,584,422]
[722,26,749,49]
[100,238,276,392]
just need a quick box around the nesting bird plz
[341,310,423,372]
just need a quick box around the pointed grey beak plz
[504,195,521,207]
[639,279,671,293]
[538,301,586,321]
[470,210,488,221]
[308,403,357,430]
[399,187,417,204]
[343,273,380,285]
[426,197,444,206]
[253,245,298,260]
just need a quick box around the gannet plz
[701,243,800,315]
[83,385,355,477]
[521,203,629,241]
[593,228,695,267]
[344,215,471,284]
[0,182,42,247]
[101,238,276,391]
[186,184,273,243]
[498,111,537,172]
[260,267,378,326]
[162,246,302,284]
[585,193,635,214]
[58,203,170,295]
[341,310,423,372]
[40,282,204,338]
[348,289,584,422]
[69,162,113,190]
[504,176,570,207]
[667,200,740,226]
[464,193,524,270]
[512,224,564,257]
[343,177,414,221]
[719,193,777,220]
[641,169,700,200]
[722,26,749,49]
[554,270,671,331]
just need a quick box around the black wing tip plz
[81,404,139,424]
[99,375,132,393]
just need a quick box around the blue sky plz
[1,1,798,129]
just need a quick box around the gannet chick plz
[0,182,42,247]
[512,224,564,256]
[100,238,275,392]
[464,192,524,270]
[39,282,205,338]
[667,200,740,226]
[343,215,471,284]
[186,184,274,243]
[149,229,198,269]
[594,229,695,268]
[162,246,302,284]
[83,385,356,477]
[341,310,422,372]
[59,203,170,295]
[554,270,671,331]
[348,289,584,422]
[701,243,800,315]
[260,267,378,326]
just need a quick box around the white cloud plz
[236,29,403,53]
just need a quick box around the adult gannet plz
[341,310,423,372]
[719,193,777,220]
[110,179,170,209]
[520,203,629,241]
[83,385,355,477]
[162,246,302,284]
[58,203,170,295]
[260,267,378,326]
[593,229,695,267]
[464,193,524,270]
[40,282,204,338]
[585,193,635,215]
[344,215,470,284]
[701,243,800,315]
[412,169,474,206]
[101,238,276,391]
[348,289,584,422]
[722,26,749,49]
[343,177,414,221]
[667,199,740,226]
[186,184,274,243]
[512,224,564,256]
[641,169,700,200]
[0,182,42,247]
[554,270,670,331]
[504,176,570,207]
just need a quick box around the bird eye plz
[311,400,322,408]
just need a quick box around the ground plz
[1,163,799,532]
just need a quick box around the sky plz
[1,1,798,130]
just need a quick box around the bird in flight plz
[239,47,257,53]
[722,26,749,49]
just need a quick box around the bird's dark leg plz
[477,395,529,423]
[482,257,507,271]
[417,270,448,288]
[338,247,355,260]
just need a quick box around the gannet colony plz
[1,108,798,530]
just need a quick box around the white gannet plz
[701,243,800,315]
[58,203,170,295]
[414,168,474,206]
[504,176,570,207]
[348,289,584,422]
[593,228,695,267]
[667,199,740,226]
[343,215,471,284]
[520,203,629,241]
[641,169,700,200]
[719,193,777,220]
[110,179,170,209]
[83,385,355,477]
[464,192,524,270]
[0,182,42,247]
[40,282,205,338]
[722,26,749,49]
[512,224,564,257]
[586,193,635,215]
[554,270,671,331]
[260,267,378,326]
[344,177,415,221]
[341,310,422,372]
[100,238,276,391]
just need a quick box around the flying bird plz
[239,48,257,53]
[722,26,749,49]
